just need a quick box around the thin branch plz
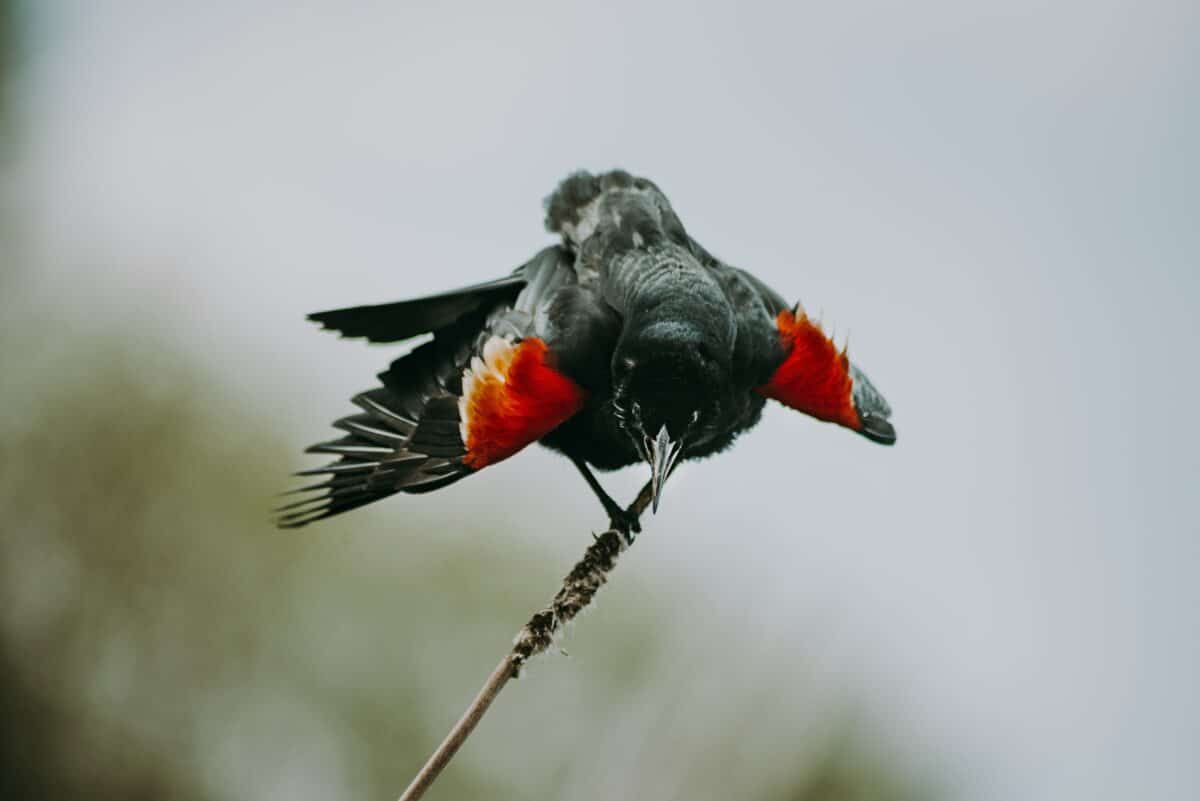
[394,654,517,801]
[396,482,655,801]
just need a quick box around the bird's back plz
[545,171,738,356]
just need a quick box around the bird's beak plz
[648,424,684,513]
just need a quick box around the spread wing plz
[755,305,896,444]
[277,247,589,527]
[307,275,527,343]
[694,240,896,445]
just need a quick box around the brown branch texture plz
[396,484,653,801]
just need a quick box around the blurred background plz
[2,2,1197,800]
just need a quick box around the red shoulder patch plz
[460,337,586,469]
[756,309,861,430]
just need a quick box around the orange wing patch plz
[459,337,586,469]
[756,308,861,430]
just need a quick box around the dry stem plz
[396,483,654,801]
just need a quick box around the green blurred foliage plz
[0,324,938,800]
[0,337,634,800]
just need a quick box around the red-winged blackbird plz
[279,170,895,538]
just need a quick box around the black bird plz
[279,170,895,537]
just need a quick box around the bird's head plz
[611,320,731,513]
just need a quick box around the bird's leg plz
[571,457,643,543]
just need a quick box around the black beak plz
[647,425,684,513]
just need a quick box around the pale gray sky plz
[10,2,1200,799]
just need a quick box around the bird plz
[277,169,895,538]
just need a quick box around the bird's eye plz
[691,409,701,424]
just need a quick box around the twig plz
[396,483,655,801]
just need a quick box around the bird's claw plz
[608,509,641,544]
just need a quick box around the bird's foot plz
[607,507,642,545]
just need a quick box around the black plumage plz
[280,170,895,532]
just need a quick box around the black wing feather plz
[282,247,580,527]
[308,274,527,343]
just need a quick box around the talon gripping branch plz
[279,170,896,537]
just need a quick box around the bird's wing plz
[755,306,895,444]
[307,264,536,343]
[694,243,897,446]
[278,248,590,527]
